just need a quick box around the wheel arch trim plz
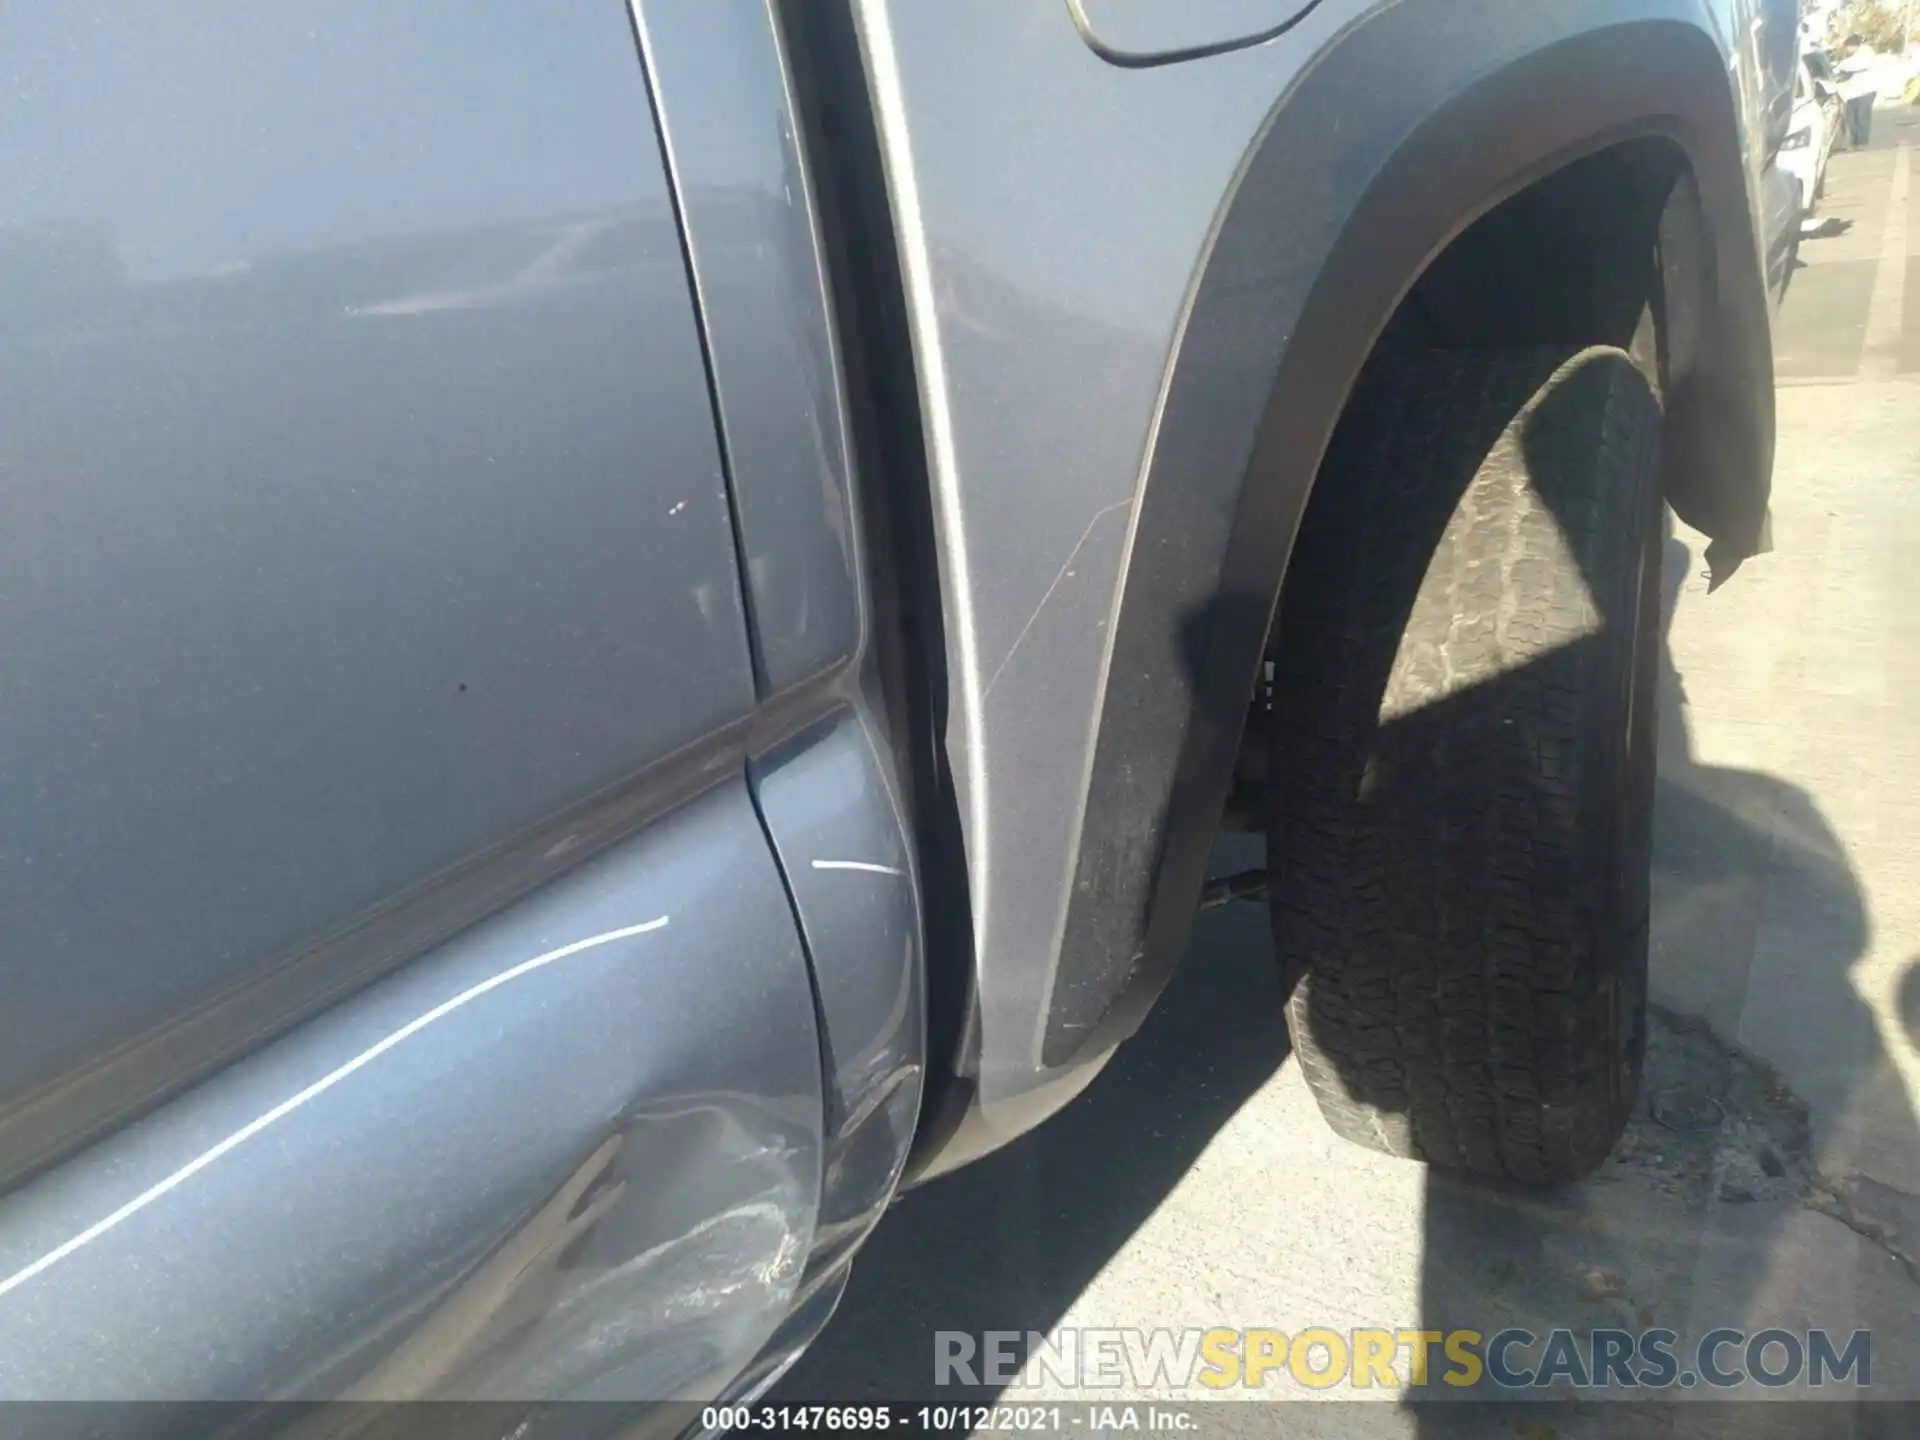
[1039,14,1773,1067]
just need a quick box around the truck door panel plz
[0,0,832,1413]
[0,1,753,1166]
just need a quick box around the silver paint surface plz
[0,782,823,1405]
[0,0,752,1108]
[753,711,924,1270]
[635,0,923,1286]
[635,0,864,696]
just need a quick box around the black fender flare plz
[1044,15,1773,1064]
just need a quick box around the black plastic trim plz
[1065,0,1326,69]
[1041,19,1773,1065]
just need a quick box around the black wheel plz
[1267,345,1662,1185]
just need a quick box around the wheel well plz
[1022,15,1769,1084]
[1379,137,1692,370]
[1229,138,1700,831]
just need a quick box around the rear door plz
[0,0,823,1406]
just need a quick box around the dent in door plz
[0,782,823,1408]
[1068,0,1324,65]
[752,712,924,1275]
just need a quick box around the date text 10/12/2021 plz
[703,1405,1189,1433]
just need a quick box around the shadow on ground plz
[1410,525,1914,1437]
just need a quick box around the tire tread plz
[1268,345,1661,1184]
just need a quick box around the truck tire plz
[1267,345,1661,1185]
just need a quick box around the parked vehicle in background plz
[1783,50,1845,209]
[1763,163,1807,303]
[1805,46,1852,149]
[0,0,1796,1432]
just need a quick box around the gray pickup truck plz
[0,0,1797,1429]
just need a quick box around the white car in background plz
[1762,161,1805,306]
[1781,50,1844,211]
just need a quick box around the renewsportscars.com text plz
[935,1326,1872,1391]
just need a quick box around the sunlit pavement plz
[776,114,1920,1428]
[1669,108,1920,1206]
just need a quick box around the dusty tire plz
[1267,346,1661,1184]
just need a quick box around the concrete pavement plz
[776,115,1920,1431]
